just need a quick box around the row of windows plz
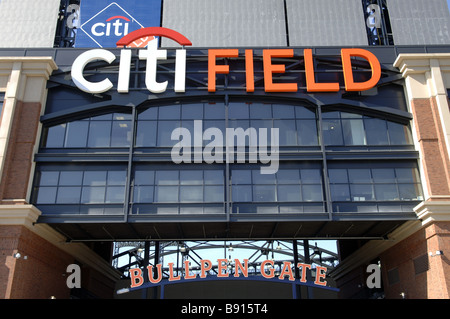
[42,104,412,148]
[32,166,423,206]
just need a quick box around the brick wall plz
[380,221,450,299]
[0,225,74,299]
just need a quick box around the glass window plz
[136,120,157,147]
[88,121,111,147]
[204,103,225,119]
[365,118,388,145]
[277,185,301,202]
[156,171,179,185]
[273,104,295,119]
[250,103,272,119]
[65,121,88,147]
[111,121,131,147]
[328,169,348,184]
[232,185,252,202]
[105,186,125,203]
[232,170,251,185]
[57,186,81,203]
[158,104,180,120]
[204,185,224,202]
[295,107,316,119]
[297,120,318,146]
[204,170,224,185]
[39,171,60,186]
[330,184,350,201]
[372,169,396,183]
[36,187,57,204]
[229,102,250,119]
[180,170,203,185]
[46,124,66,148]
[155,186,178,202]
[108,171,126,185]
[180,185,203,202]
[322,119,343,145]
[81,187,106,203]
[134,186,154,203]
[157,121,180,147]
[276,169,300,184]
[350,184,374,201]
[83,171,107,186]
[348,169,372,183]
[374,184,399,201]
[274,119,297,146]
[135,171,155,186]
[301,169,321,183]
[253,185,276,202]
[342,119,366,145]
[181,103,203,120]
[59,171,83,186]
[302,185,323,201]
[388,122,411,145]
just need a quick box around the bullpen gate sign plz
[76,0,162,48]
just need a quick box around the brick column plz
[0,57,121,299]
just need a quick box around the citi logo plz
[91,16,131,37]
[80,2,146,48]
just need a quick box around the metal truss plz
[112,240,339,279]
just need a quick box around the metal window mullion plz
[317,104,333,219]
[123,106,137,222]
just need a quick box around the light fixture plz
[13,252,21,258]
[228,243,234,252]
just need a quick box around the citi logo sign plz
[80,2,149,48]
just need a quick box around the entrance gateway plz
[34,27,422,299]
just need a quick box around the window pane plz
[108,171,126,185]
[232,170,251,185]
[250,103,272,119]
[138,107,157,120]
[204,185,224,202]
[157,121,180,147]
[59,171,83,186]
[105,186,125,203]
[322,119,343,145]
[342,119,366,145]
[111,121,131,147]
[301,169,321,183]
[180,170,203,185]
[83,171,107,186]
[253,185,276,202]
[232,185,252,202]
[204,103,225,119]
[36,187,57,204]
[330,184,350,201]
[396,168,419,183]
[56,187,81,203]
[158,105,180,120]
[204,170,224,185]
[46,124,66,147]
[135,171,155,186]
[398,184,422,200]
[88,121,111,147]
[277,169,300,184]
[180,185,203,202]
[156,171,179,185]
[295,107,316,119]
[229,103,249,119]
[375,184,399,201]
[39,171,59,186]
[136,120,157,147]
[297,120,318,146]
[372,169,396,183]
[388,122,411,145]
[81,187,106,203]
[252,170,276,184]
[302,185,323,201]
[350,184,374,201]
[155,186,178,202]
[273,104,295,119]
[65,121,88,147]
[134,186,154,203]
[328,169,348,183]
[181,104,203,119]
[274,120,297,146]
[348,169,371,183]
[277,185,301,202]
[365,118,388,145]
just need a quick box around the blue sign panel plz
[77,0,162,48]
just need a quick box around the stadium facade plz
[0,0,449,299]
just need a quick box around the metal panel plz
[0,0,60,48]
[286,0,368,46]
[161,0,287,47]
[389,0,450,45]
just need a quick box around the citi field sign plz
[71,27,382,95]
